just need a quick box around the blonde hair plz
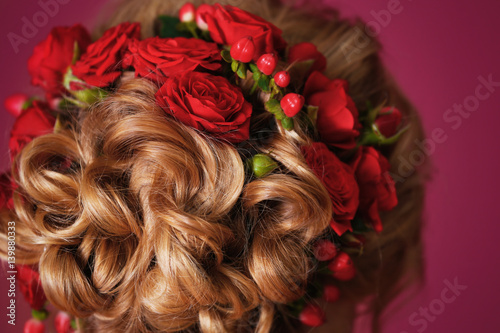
[0,1,427,332]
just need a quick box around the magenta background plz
[0,0,499,332]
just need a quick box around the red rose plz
[155,72,252,143]
[16,265,47,310]
[353,147,397,232]
[122,37,221,84]
[303,71,361,149]
[28,24,91,98]
[288,42,327,73]
[202,4,287,60]
[9,101,55,161]
[302,142,359,235]
[374,106,402,137]
[72,22,141,87]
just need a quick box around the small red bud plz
[24,318,45,333]
[4,93,28,117]
[299,304,326,327]
[280,93,304,117]
[195,4,214,30]
[274,70,290,88]
[179,3,196,22]
[313,240,337,261]
[328,252,356,281]
[256,53,277,75]
[55,312,72,333]
[230,36,255,63]
[323,285,340,303]
[374,106,402,137]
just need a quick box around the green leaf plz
[73,88,108,106]
[221,50,232,63]
[177,21,199,38]
[257,75,270,92]
[248,63,259,73]
[281,117,294,130]
[265,99,282,114]
[155,15,191,38]
[32,309,49,321]
[252,70,262,82]
[231,59,239,72]
[236,63,247,79]
[21,97,36,110]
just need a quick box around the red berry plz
[230,36,255,63]
[55,312,72,333]
[374,106,402,137]
[195,4,214,30]
[328,252,356,281]
[280,93,304,117]
[299,304,326,327]
[323,285,340,303]
[313,240,337,261]
[24,318,45,333]
[4,93,28,117]
[274,71,290,88]
[256,53,277,75]
[179,3,196,22]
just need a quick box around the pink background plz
[0,0,499,332]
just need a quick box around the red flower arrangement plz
[2,2,407,330]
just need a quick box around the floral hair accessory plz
[2,3,407,331]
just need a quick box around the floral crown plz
[2,3,407,332]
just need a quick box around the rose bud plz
[274,71,290,88]
[179,3,196,22]
[280,93,304,117]
[288,42,327,73]
[374,106,402,137]
[256,53,278,75]
[55,312,72,333]
[230,36,255,63]
[299,303,326,327]
[5,93,29,117]
[195,4,214,30]
[328,252,356,281]
[313,240,337,261]
[323,285,340,303]
[24,318,45,333]
[250,154,278,178]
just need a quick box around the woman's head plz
[1,1,427,332]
